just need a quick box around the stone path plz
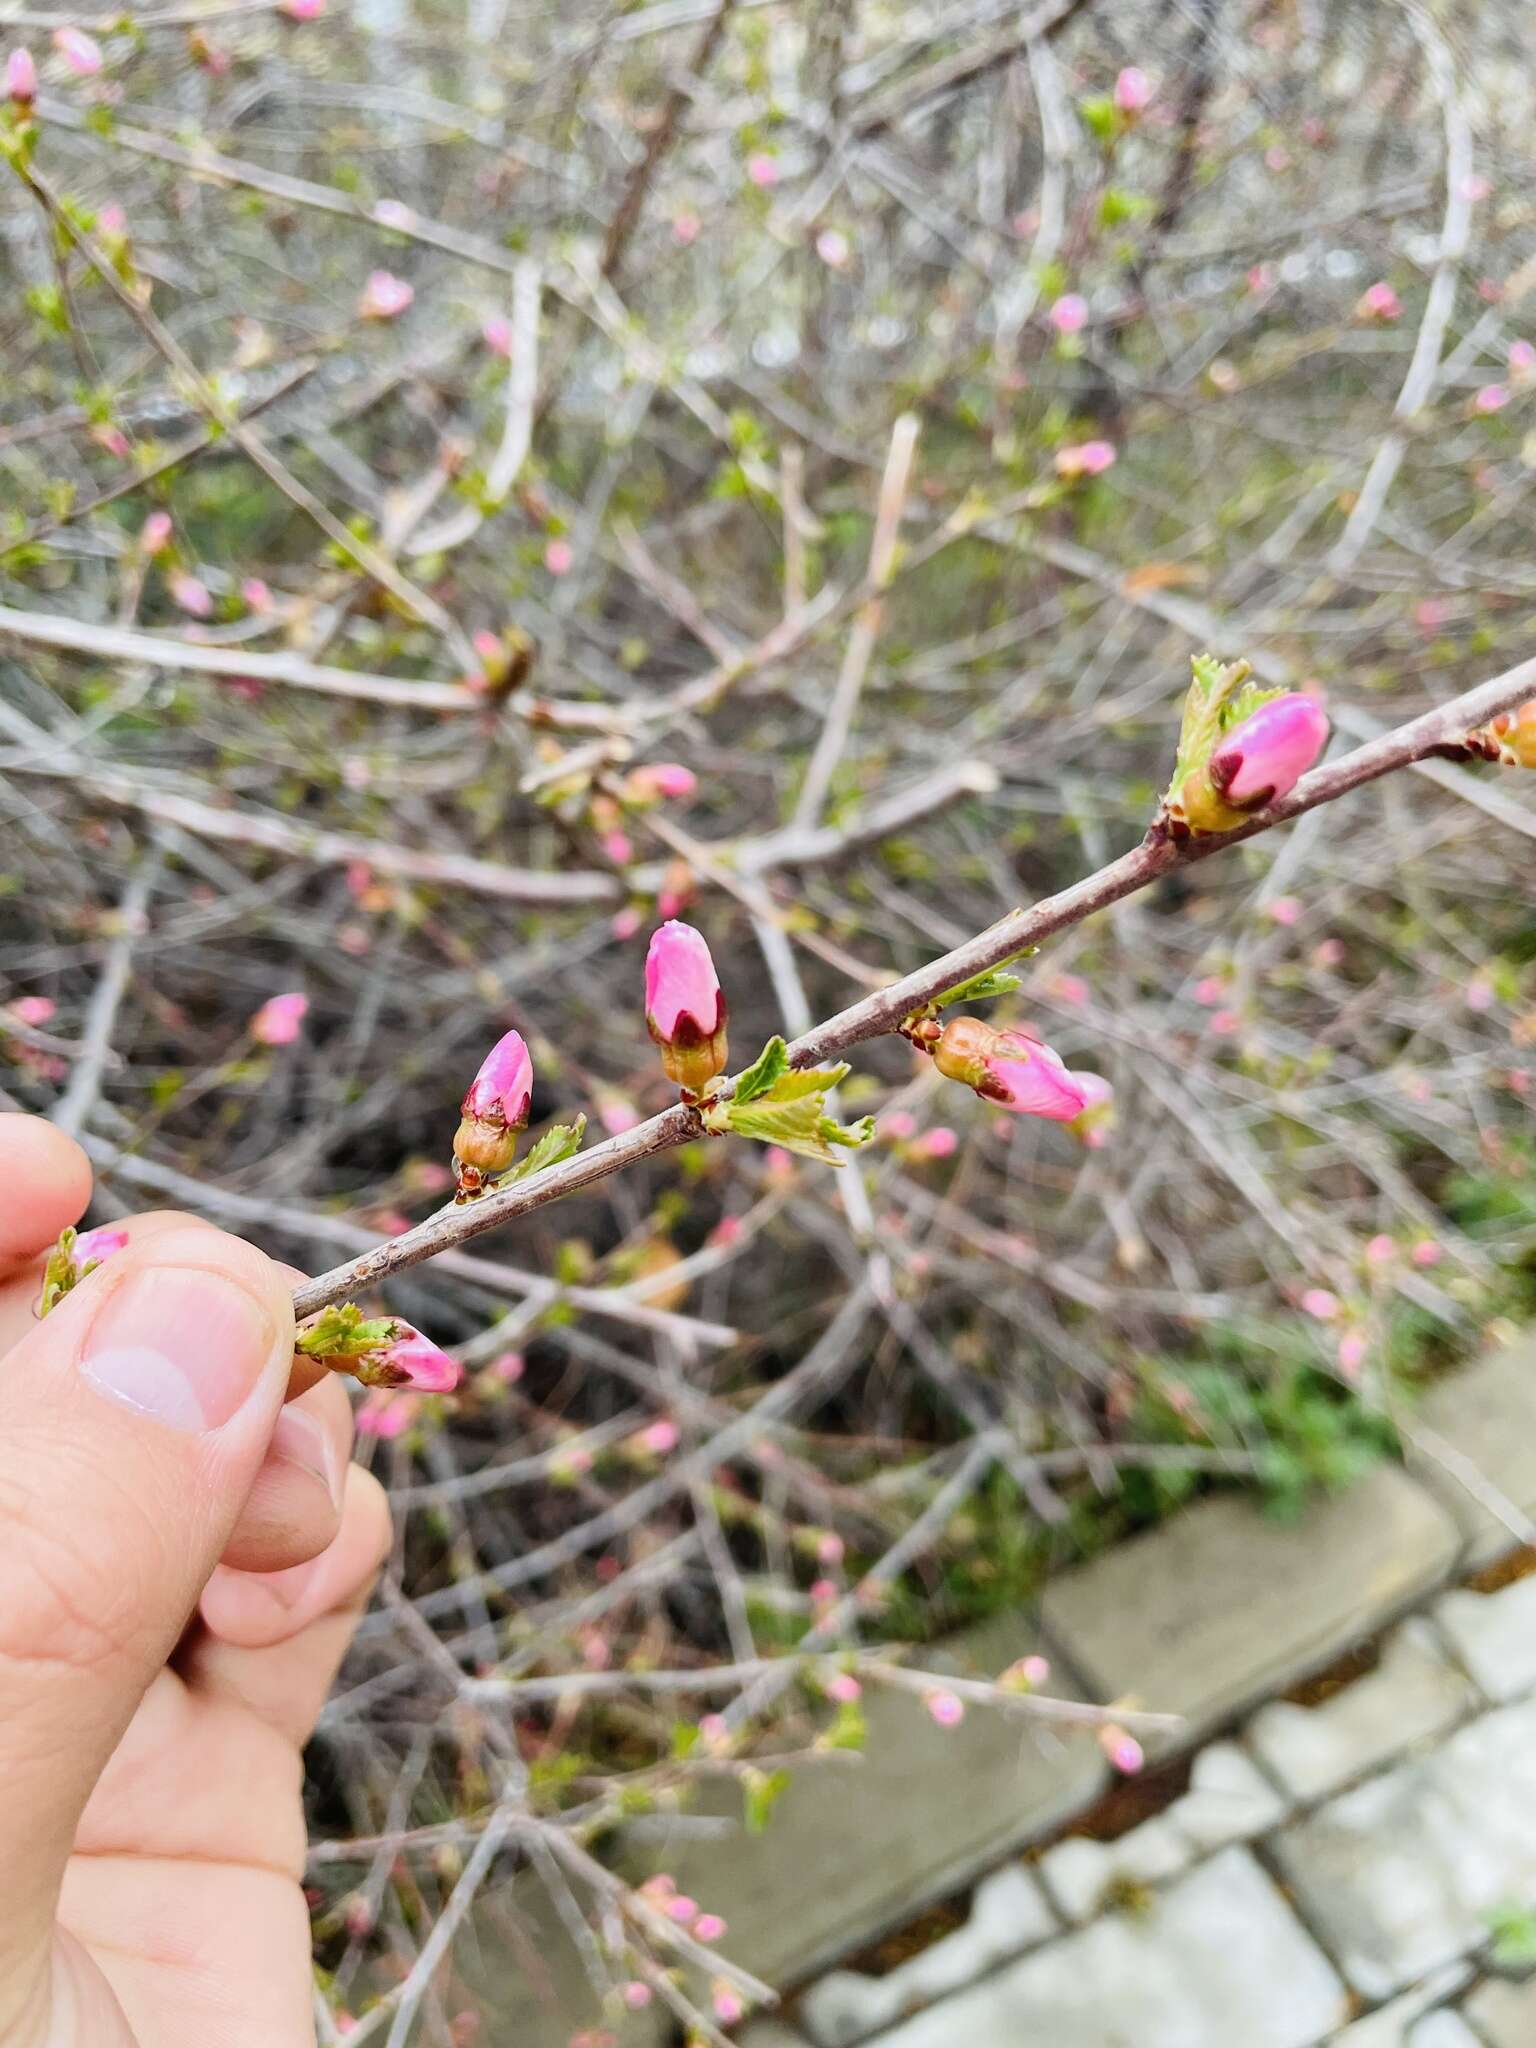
[731,1347,1536,2048]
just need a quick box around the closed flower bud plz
[454,1028,533,1197]
[644,920,727,1097]
[932,1016,1095,1123]
[359,1324,459,1393]
[1181,692,1328,828]
[1491,701,1536,768]
[7,46,38,101]
[52,26,103,75]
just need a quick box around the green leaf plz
[933,958,1031,1007]
[294,1302,400,1361]
[723,1094,875,1164]
[499,1115,587,1185]
[742,1767,791,1835]
[733,1035,790,1104]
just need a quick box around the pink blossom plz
[621,1983,652,2011]
[1113,66,1153,114]
[251,991,309,1045]
[543,538,574,575]
[281,0,325,18]
[241,576,273,611]
[1102,1728,1144,1775]
[372,1326,459,1394]
[884,1110,917,1140]
[1411,1239,1443,1269]
[462,1028,533,1128]
[1337,1329,1368,1379]
[919,1126,959,1159]
[611,906,642,941]
[358,270,413,320]
[1510,339,1536,379]
[628,761,697,802]
[926,1690,965,1728]
[746,153,779,188]
[1211,693,1329,806]
[825,1672,862,1704]
[1301,1288,1340,1322]
[482,316,513,356]
[1474,383,1509,414]
[694,1914,727,1942]
[985,1040,1092,1122]
[664,1893,698,1925]
[1313,938,1345,969]
[52,27,103,75]
[1358,281,1402,322]
[601,830,633,866]
[1054,440,1116,480]
[712,1987,745,2026]
[641,1419,679,1457]
[6,47,38,101]
[11,994,56,1026]
[1208,1009,1240,1036]
[73,1226,129,1274]
[598,1094,639,1135]
[1194,975,1226,1006]
[816,227,850,268]
[1267,895,1302,926]
[169,571,213,618]
[1048,293,1088,335]
[645,920,727,1094]
[356,1389,423,1438]
[672,209,701,244]
[1365,1234,1396,1266]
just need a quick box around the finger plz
[190,1467,393,1746]
[0,1223,294,1973]
[219,1371,353,1575]
[0,1113,92,1274]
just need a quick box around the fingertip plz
[198,1465,392,1651]
[0,1113,93,1268]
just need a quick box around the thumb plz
[0,1225,294,1966]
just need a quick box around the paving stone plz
[1464,1973,1536,2046]
[863,1848,1347,2048]
[1042,1469,1460,1750]
[1413,1342,1536,1566]
[1038,1743,1286,1923]
[801,1865,1055,2046]
[1434,1578,1536,1703]
[1246,1621,1473,1805]
[1273,1700,1536,2001]
[1330,1964,1473,2044]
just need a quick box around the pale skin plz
[0,1114,391,2048]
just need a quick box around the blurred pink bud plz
[92,424,130,458]
[169,572,213,618]
[1301,1288,1339,1321]
[712,1988,745,2026]
[1113,66,1152,113]
[1194,976,1226,1006]
[1211,693,1329,806]
[598,1095,639,1136]
[1267,895,1302,926]
[1510,339,1536,378]
[816,1531,844,1566]
[252,991,309,1045]
[1365,1234,1396,1266]
[74,1226,129,1273]
[7,46,38,100]
[611,906,642,941]
[1313,938,1345,969]
[371,1326,459,1394]
[746,153,779,187]
[984,1042,1091,1122]
[672,208,701,244]
[373,199,415,232]
[645,920,727,1094]
[544,538,574,575]
[637,1873,675,1902]
[920,1126,959,1159]
[1054,440,1116,480]
[1474,384,1509,414]
[490,1350,524,1383]
[1337,1329,1368,1378]
[97,203,125,236]
[825,1672,862,1704]
[809,1577,837,1606]
[11,995,56,1026]
[356,1389,423,1438]
[1358,281,1401,322]
[641,1419,679,1457]
[816,227,850,268]
[621,1984,652,2011]
[763,1146,793,1180]
[1020,1654,1051,1686]
[359,270,413,320]
[1048,293,1088,335]
[1411,1239,1443,1269]
[601,831,633,866]
[699,1712,729,1748]
[281,0,325,18]
[482,316,513,356]
[629,761,697,801]
[1246,264,1276,296]
[1048,971,1090,1006]
[885,1110,917,1140]
[462,1028,533,1128]
[926,1690,965,1728]
[1102,1727,1144,1774]
[241,576,273,611]
[1415,597,1451,633]
[694,1914,727,1942]
[1466,975,1496,1012]
[664,1894,698,1925]
[53,27,103,75]
[1461,174,1492,202]
[708,1213,744,1247]
[1208,1009,1240,1036]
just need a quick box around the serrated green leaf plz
[295,1302,400,1360]
[724,1094,875,1163]
[499,1114,587,1185]
[733,1035,790,1104]
[764,1062,850,1100]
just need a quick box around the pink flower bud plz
[641,1418,679,1457]
[74,1226,129,1272]
[601,830,633,867]
[884,1110,917,1140]
[672,209,701,244]
[97,204,125,236]
[816,227,850,268]
[241,576,273,611]
[543,537,573,575]
[482,316,514,356]
[926,1690,965,1728]
[611,906,642,941]
[1101,1727,1144,1774]
[621,1983,652,2011]
[627,762,698,803]
[664,1894,698,1925]
[461,1028,533,1127]
[746,153,779,188]
[367,1325,460,1394]
[1113,66,1152,113]
[1208,1008,1240,1037]
[694,1914,727,1942]
[919,1126,959,1159]
[1194,976,1226,1006]
[1301,1288,1339,1322]
[1365,1234,1396,1266]
[1054,440,1116,480]
[1510,339,1536,379]
[1048,293,1088,335]
[52,26,103,75]
[11,994,55,1026]
[825,1672,862,1704]
[1474,383,1509,414]
[809,1577,837,1606]
[1337,1329,1368,1378]
[1020,1654,1051,1686]
[1267,895,1302,926]
[251,991,309,1045]
[169,571,213,618]
[357,1389,423,1438]
[136,509,172,555]
[1204,692,1329,809]
[1358,281,1402,322]
[7,46,37,101]
[712,1987,745,2026]
[1411,1239,1442,1269]
[644,920,728,1096]
[358,270,413,320]
[281,0,325,18]
[816,1531,845,1565]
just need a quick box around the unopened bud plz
[644,920,727,1098]
[1182,692,1329,829]
[1490,701,1536,768]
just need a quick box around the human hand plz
[0,1114,391,2048]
